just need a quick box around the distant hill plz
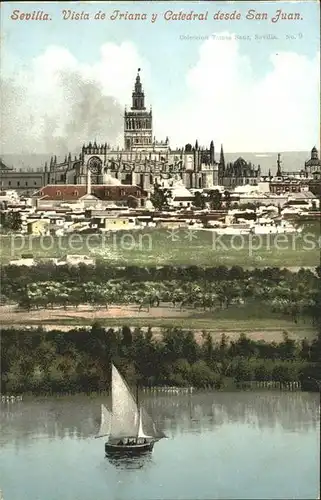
[0,150,312,175]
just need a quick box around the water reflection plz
[106,451,153,470]
[0,392,319,450]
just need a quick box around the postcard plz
[0,1,320,499]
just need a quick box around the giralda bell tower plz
[124,69,153,150]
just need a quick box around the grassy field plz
[1,225,320,267]
[1,317,315,343]
[1,303,316,342]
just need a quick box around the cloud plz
[0,42,150,156]
[155,34,320,151]
[0,36,319,157]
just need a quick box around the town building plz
[32,174,148,209]
[27,219,50,236]
[269,151,321,196]
[0,160,47,195]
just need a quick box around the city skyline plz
[0,1,320,156]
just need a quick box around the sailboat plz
[96,364,166,455]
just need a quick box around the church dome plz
[234,157,247,167]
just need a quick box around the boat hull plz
[105,441,154,456]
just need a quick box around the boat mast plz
[136,382,141,440]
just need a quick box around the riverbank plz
[0,380,307,400]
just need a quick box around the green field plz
[7,316,314,335]
[1,303,316,341]
[1,225,320,267]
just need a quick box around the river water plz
[0,392,319,500]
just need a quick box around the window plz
[74,190,78,196]
[56,190,61,196]
[8,181,11,186]
[34,182,37,185]
[123,221,126,224]
[25,182,28,186]
[120,189,125,196]
[17,181,20,187]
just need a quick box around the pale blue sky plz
[2,1,320,104]
[1,1,320,153]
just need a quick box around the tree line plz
[2,262,320,286]
[150,185,232,211]
[1,325,320,395]
[1,265,320,327]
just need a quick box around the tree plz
[150,185,171,211]
[208,189,222,210]
[189,360,217,387]
[0,211,22,232]
[193,191,206,210]
[121,325,133,349]
[234,359,254,383]
[278,332,297,360]
[181,331,199,363]
[254,362,272,381]
[203,332,214,364]
[272,363,293,383]
[127,196,139,209]
[234,333,257,358]
[224,190,232,209]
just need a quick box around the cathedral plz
[1,69,262,194]
[46,69,223,191]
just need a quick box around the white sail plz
[109,364,139,439]
[96,404,112,438]
[138,406,166,440]
[137,407,153,439]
